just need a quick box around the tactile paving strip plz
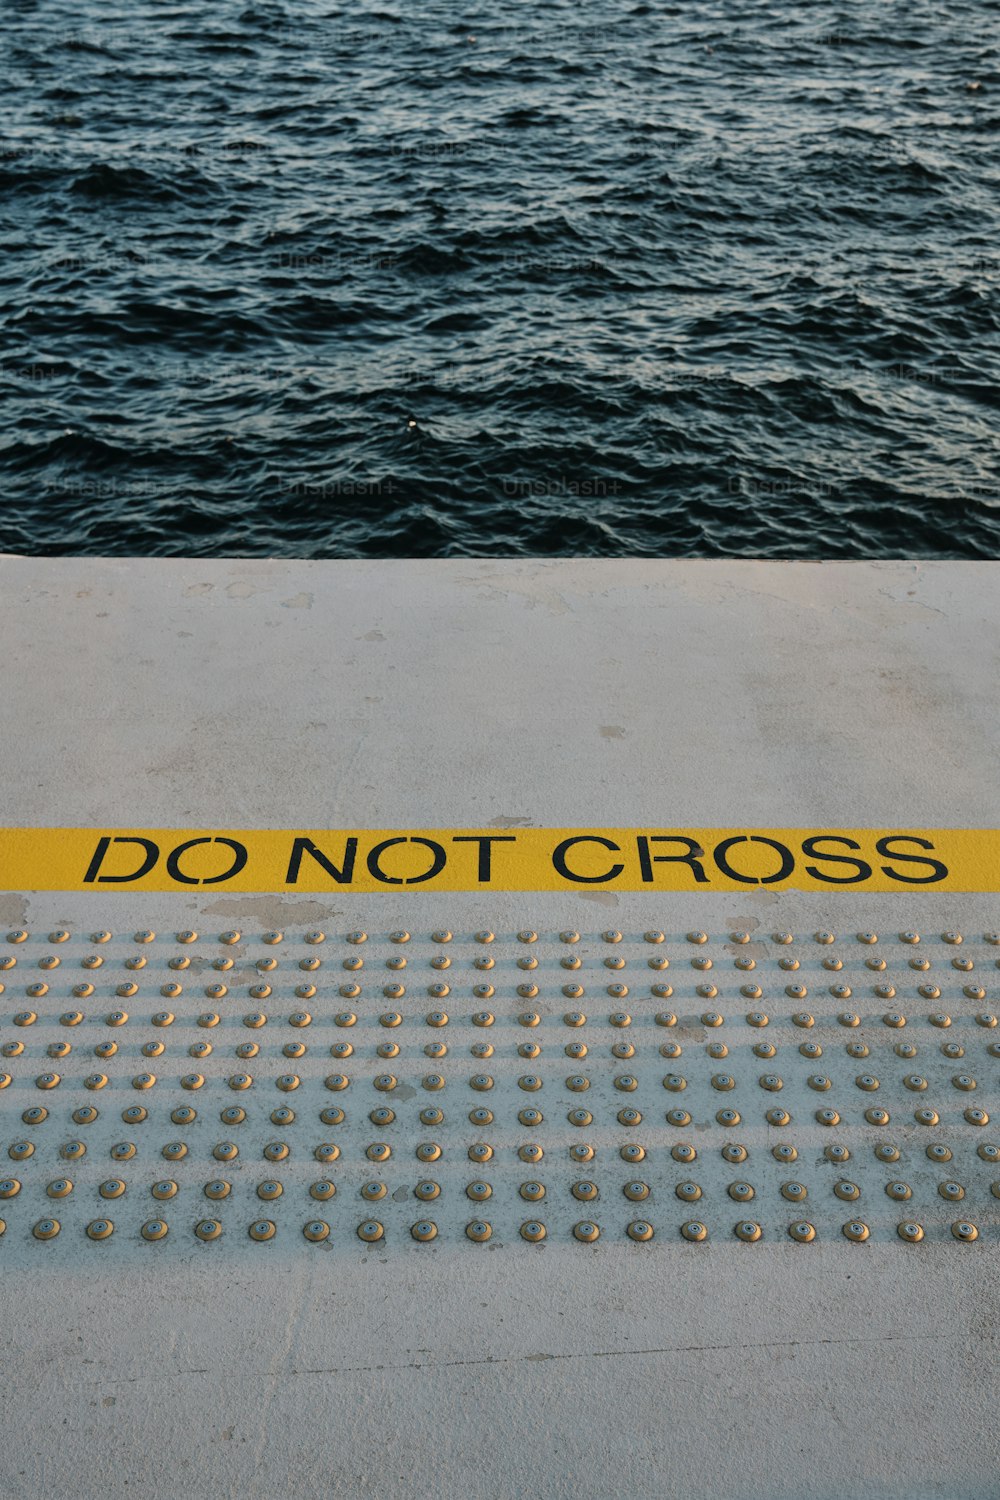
[2,922,998,1251]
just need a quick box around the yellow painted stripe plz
[0,827,997,892]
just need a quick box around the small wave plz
[68,161,217,204]
[60,37,118,56]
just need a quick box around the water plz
[1,0,998,558]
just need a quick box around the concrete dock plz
[1,558,998,1499]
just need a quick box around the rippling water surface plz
[1,0,998,557]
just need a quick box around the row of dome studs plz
[6,945,996,970]
[7,1098,1000,1140]
[5,1103,993,1129]
[18,983,995,1003]
[2,1067,994,1090]
[8,930,999,946]
[12,1217,985,1244]
[7,1049,999,1070]
[5,956,996,976]
[4,972,997,998]
[6,1100,995,1132]
[9,1134,1000,1164]
[6,1007,999,1026]
[5,1176,998,1202]
[5,1046,1000,1068]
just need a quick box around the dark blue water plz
[1,0,998,558]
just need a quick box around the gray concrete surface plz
[1,559,998,1500]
